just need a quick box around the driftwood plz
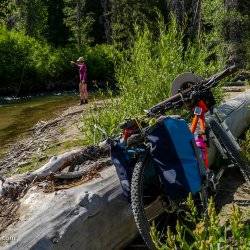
[0,146,108,198]
[222,86,246,92]
[30,109,84,133]
[53,158,112,180]
[30,100,108,133]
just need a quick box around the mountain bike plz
[101,65,249,249]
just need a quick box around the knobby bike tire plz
[130,155,157,250]
[209,118,250,184]
[131,154,209,249]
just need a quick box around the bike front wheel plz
[131,154,209,249]
[130,154,178,249]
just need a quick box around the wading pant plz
[79,82,88,100]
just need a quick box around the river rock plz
[0,91,249,250]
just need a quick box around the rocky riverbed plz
[0,99,106,177]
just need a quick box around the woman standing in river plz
[71,57,88,105]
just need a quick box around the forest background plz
[0,0,249,97]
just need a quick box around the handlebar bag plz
[147,116,204,200]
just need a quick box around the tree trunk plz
[170,0,202,41]
[223,0,248,67]
[100,0,112,43]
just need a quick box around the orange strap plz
[190,115,199,133]
[199,115,205,133]
[190,101,209,168]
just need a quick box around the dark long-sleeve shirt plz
[76,63,87,83]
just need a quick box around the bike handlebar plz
[147,65,238,116]
[203,64,237,87]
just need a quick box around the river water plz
[0,93,79,156]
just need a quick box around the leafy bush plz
[83,18,224,144]
[0,27,33,94]
[0,26,69,95]
[85,44,116,83]
[0,26,115,95]
[151,196,250,249]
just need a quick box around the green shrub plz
[83,18,224,144]
[151,196,250,249]
[0,27,33,93]
[0,26,115,95]
[0,26,66,94]
[85,44,116,82]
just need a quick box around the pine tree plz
[46,0,69,46]
[63,0,94,49]
[109,0,169,47]
[223,0,249,67]
[85,0,106,44]
[0,0,17,29]
[16,0,48,39]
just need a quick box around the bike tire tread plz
[131,157,157,250]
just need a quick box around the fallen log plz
[53,158,112,180]
[0,91,249,250]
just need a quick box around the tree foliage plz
[63,0,94,49]
[0,0,249,95]
[0,0,17,28]
[109,0,168,47]
[46,0,69,46]
[15,0,48,39]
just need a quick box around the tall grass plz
[83,18,224,144]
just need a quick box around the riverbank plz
[0,93,80,157]
[0,88,248,177]
[0,97,107,177]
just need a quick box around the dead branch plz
[0,146,108,199]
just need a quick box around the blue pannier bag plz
[111,142,137,198]
[111,142,158,199]
[147,117,204,199]
[111,116,204,200]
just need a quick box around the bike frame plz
[190,100,209,168]
[190,99,242,173]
